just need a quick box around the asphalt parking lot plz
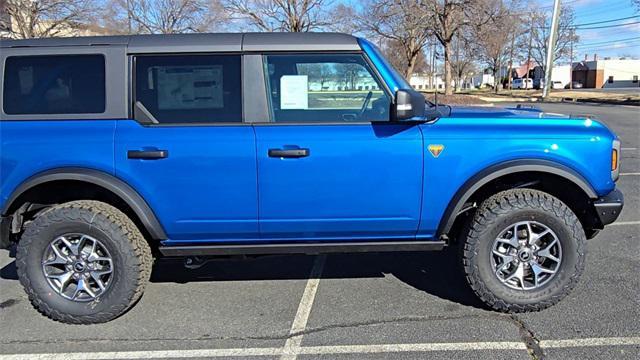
[0,102,638,360]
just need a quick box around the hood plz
[445,105,572,120]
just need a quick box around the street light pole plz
[542,0,561,99]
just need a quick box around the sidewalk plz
[471,89,640,106]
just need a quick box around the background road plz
[0,102,638,360]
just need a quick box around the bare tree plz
[328,3,358,34]
[422,0,488,95]
[357,0,431,78]
[450,34,476,91]
[4,0,97,38]
[472,0,520,93]
[222,0,332,32]
[383,39,430,76]
[109,0,222,34]
[530,5,578,71]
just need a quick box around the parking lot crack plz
[287,313,514,339]
[509,315,545,360]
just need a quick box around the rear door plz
[115,54,258,244]
[253,53,424,241]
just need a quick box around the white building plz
[409,74,444,90]
[573,57,640,88]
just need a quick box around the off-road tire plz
[463,189,586,312]
[16,200,152,324]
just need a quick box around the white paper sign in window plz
[280,75,308,109]
[156,65,223,110]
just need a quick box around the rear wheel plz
[463,189,586,312]
[16,200,152,324]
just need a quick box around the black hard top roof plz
[0,32,361,52]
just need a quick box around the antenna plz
[434,88,438,112]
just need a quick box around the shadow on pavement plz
[1,244,484,310]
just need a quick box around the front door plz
[115,54,258,244]
[255,53,424,241]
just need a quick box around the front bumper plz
[593,188,624,226]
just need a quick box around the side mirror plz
[392,89,426,121]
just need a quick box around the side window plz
[3,55,105,115]
[263,54,390,123]
[134,55,242,124]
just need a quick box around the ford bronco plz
[0,33,623,324]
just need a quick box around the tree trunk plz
[404,55,417,80]
[443,41,453,95]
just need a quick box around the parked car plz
[535,79,564,90]
[565,81,584,89]
[512,78,533,89]
[0,33,623,324]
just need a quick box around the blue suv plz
[0,33,623,323]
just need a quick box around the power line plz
[576,21,640,30]
[573,15,639,27]
[575,36,640,48]
[577,44,640,51]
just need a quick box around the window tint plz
[264,54,390,123]
[3,55,105,115]
[135,55,242,124]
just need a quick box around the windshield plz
[358,38,413,92]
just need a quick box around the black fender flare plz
[436,159,598,238]
[2,167,167,240]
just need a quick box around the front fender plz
[434,159,597,238]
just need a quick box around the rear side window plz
[134,55,242,124]
[3,55,105,115]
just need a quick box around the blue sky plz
[537,0,640,59]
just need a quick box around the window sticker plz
[156,65,223,110]
[280,75,308,109]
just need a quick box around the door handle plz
[127,150,169,160]
[268,148,310,158]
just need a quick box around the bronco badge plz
[428,144,445,158]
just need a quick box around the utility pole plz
[455,34,460,92]
[127,0,132,34]
[525,17,534,87]
[507,32,516,94]
[569,35,574,90]
[542,0,561,99]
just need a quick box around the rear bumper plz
[594,188,624,226]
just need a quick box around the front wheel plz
[463,189,586,312]
[16,200,152,324]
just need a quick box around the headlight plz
[612,139,621,181]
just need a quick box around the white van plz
[513,78,533,89]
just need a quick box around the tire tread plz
[16,200,152,324]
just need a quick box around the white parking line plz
[3,337,640,359]
[0,348,282,360]
[611,221,640,226]
[620,173,640,176]
[297,341,528,354]
[280,254,326,360]
[541,336,640,348]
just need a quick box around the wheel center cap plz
[517,248,533,262]
[73,261,86,272]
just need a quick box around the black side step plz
[159,240,446,257]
